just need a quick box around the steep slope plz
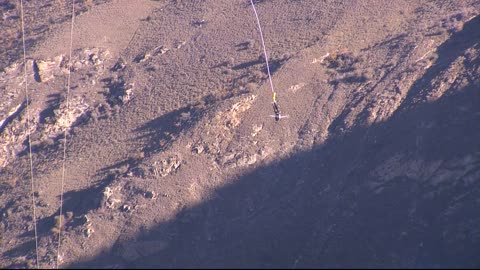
[1,0,480,268]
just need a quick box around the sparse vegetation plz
[0,166,18,190]
[1,0,479,268]
[321,50,372,85]
[51,211,74,234]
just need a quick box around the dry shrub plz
[0,166,18,189]
[51,211,74,234]
[132,151,145,160]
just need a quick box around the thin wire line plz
[19,0,40,268]
[249,0,275,94]
[57,0,75,268]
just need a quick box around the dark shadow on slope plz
[232,59,264,70]
[15,173,117,240]
[2,240,36,261]
[93,106,204,180]
[264,56,288,74]
[0,1,16,10]
[3,172,117,268]
[56,173,117,218]
[369,33,408,51]
[68,52,480,268]
[235,41,252,51]
[101,76,129,107]
[38,93,61,124]
[32,61,42,83]
[134,105,202,157]
[66,15,480,268]
[96,159,137,176]
[0,101,26,134]
[232,56,288,74]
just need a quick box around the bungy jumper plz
[249,0,288,121]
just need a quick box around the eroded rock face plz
[0,61,33,128]
[0,47,112,168]
[0,110,37,168]
[52,96,90,131]
[73,48,111,72]
[190,95,258,166]
[33,55,66,82]
[32,47,111,83]
[152,156,182,177]
[0,96,91,168]
[102,186,123,210]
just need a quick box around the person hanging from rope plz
[249,0,288,122]
[272,92,281,121]
[271,91,288,121]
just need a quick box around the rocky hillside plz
[1,0,480,268]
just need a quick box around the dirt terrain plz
[1,0,480,268]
